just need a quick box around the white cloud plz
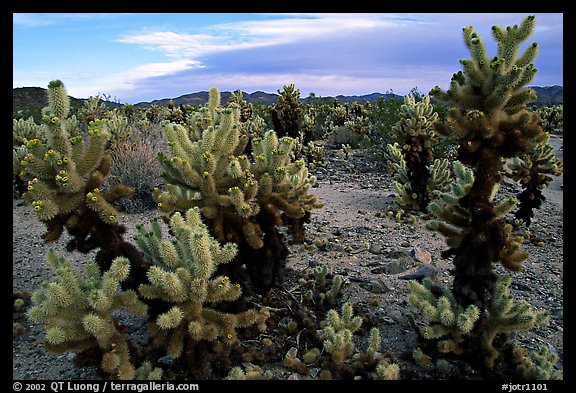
[116,14,424,60]
[46,60,202,100]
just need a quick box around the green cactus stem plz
[388,94,449,212]
[19,80,149,290]
[134,207,269,373]
[506,132,563,226]
[27,250,148,380]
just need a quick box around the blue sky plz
[13,13,563,104]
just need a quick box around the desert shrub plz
[106,136,163,213]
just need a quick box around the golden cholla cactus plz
[19,80,147,291]
[20,80,132,235]
[506,132,563,226]
[408,275,548,369]
[134,207,269,359]
[422,16,552,372]
[429,15,547,309]
[27,250,148,380]
[154,87,322,293]
[387,94,450,212]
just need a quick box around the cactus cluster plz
[27,206,270,379]
[17,81,147,287]
[535,104,563,135]
[409,275,549,370]
[506,132,563,226]
[386,94,451,212]
[153,87,322,294]
[27,251,148,379]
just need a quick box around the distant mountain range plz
[13,85,563,117]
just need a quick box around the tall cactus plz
[387,94,450,211]
[269,84,308,144]
[426,15,550,369]
[154,87,322,294]
[429,15,546,309]
[19,80,148,289]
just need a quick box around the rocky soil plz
[12,135,563,381]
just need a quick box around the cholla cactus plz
[154,87,321,293]
[101,112,133,148]
[423,16,552,372]
[386,141,451,211]
[78,95,111,124]
[134,207,269,359]
[506,133,563,226]
[514,345,563,380]
[302,265,344,307]
[300,141,326,168]
[408,277,480,356]
[319,302,363,365]
[429,15,547,310]
[535,104,563,135]
[135,361,163,380]
[20,81,124,229]
[27,250,148,380]
[13,116,44,147]
[387,94,450,212]
[409,275,549,369]
[269,84,307,144]
[18,81,146,285]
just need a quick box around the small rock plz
[411,246,432,264]
[359,279,390,293]
[371,259,412,275]
[368,243,382,254]
[399,266,439,281]
[158,355,175,367]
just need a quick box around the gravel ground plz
[12,135,563,380]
